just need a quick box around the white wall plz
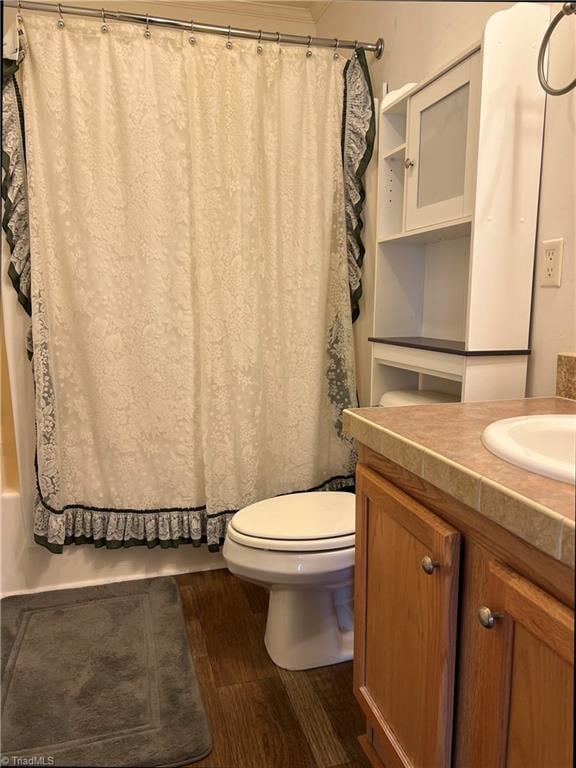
[527,6,576,396]
[317,1,575,403]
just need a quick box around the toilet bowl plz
[223,491,355,671]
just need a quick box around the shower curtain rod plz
[5,0,385,58]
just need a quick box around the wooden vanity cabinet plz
[467,559,574,768]
[354,465,461,768]
[354,461,575,768]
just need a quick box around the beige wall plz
[317,1,575,404]
[8,1,318,35]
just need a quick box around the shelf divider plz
[378,218,472,245]
[381,143,406,161]
[369,336,531,357]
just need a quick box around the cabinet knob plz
[478,606,503,629]
[421,556,439,575]
[404,157,415,169]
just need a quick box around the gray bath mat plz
[1,577,212,767]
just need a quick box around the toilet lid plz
[230,491,355,542]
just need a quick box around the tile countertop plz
[343,397,576,568]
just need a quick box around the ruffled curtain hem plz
[33,474,356,554]
[2,53,33,358]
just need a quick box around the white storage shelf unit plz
[370,3,550,407]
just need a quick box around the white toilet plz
[223,491,355,671]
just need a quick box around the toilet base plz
[264,586,354,670]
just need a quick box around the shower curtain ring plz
[57,3,65,28]
[189,19,195,46]
[333,38,340,59]
[144,13,151,39]
[276,31,281,44]
[257,30,263,55]
[16,0,23,25]
[226,25,233,49]
[306,35,312,57]
[101,8,109,33]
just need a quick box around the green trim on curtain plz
[342,48,376,324]
[2,57,32,321]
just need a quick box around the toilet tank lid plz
[231,491,355,541]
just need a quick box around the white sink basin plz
[482,415,576,485]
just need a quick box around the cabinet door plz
[354,464,461,768]
[404,53,480,230]
[475,560,574,768]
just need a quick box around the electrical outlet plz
[541,238,563,287]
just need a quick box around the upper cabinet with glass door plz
[404,54,481,231]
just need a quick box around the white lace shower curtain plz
[3,13,374,552]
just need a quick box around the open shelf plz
[380,97,407,158]
[381,84,415,116]
[377,387,461,407]
[381,143,406,162]
[370,364,463,407]
[379,149,406,237]
[373,236,471,346]
[369,336,531,357]
[378,218,472,245]
[372,341,465,382]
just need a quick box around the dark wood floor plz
[176,569,370,768]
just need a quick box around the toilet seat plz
[227,491,355,552]
[227,525,355,552]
